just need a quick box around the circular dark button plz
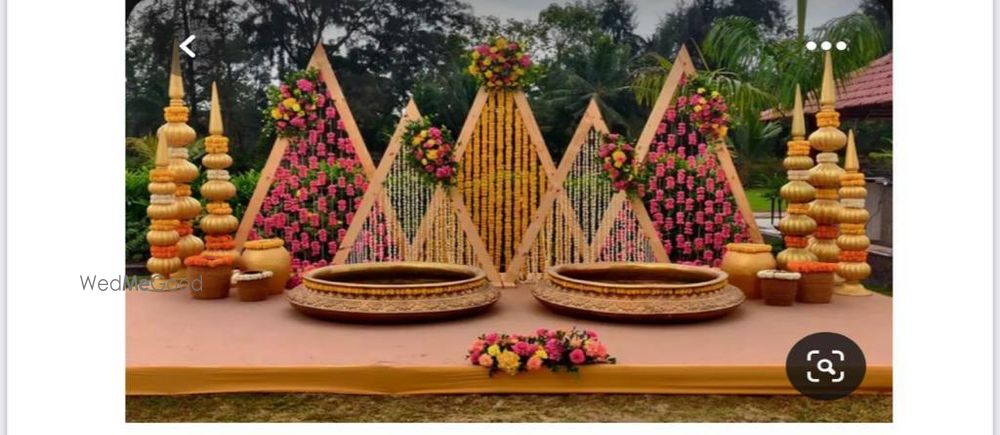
[785,332,866,400]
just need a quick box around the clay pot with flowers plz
[183,254,235,299]
[787,261,837,303]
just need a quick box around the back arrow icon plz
[179,35,196,58]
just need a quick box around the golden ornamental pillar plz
[806,51,847,264]
[776,85,818,269]
[835,130,872,296]
[199,83,239,258]
[145,130,182,279]
[163,41,204,260]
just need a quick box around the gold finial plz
[169,39,184,101]
[844,130,859,172]
[154,128,169,167]
[209,82,223,135]
[791,84,805,138]
[819,51,836,110]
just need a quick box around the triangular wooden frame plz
[591,46,763,262]
[330,99,422,265]
[441,87,563,287]
[235,43,379,248]
[504,98,608,280]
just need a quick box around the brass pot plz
[186,265,232,299]
[240,239,291,294]
[720,243,776,299]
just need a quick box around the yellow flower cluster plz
[496,350,521,375]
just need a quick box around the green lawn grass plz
[745,187,778,213]
[126,393,891,423]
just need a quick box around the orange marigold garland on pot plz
[400,116,459,185]
[467,36,537,89]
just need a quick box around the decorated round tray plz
[533,262,745,322]
[286,262,500,323]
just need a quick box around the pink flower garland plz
[642,75,748,266]
[252,70,391,284]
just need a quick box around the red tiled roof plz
[761,52,892,120]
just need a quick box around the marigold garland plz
[784,236,808,248]
[814,225,839,239]
[244,238,284,250]
[838,250,869,262]
[787,261,838,273]
[183,253,235,268]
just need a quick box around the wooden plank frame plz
[235,43,379,249]
[591,45,763,262]
[445,88,564,286]
[330,99,421,265]
[504,98,606,281]
[405,89,505,285]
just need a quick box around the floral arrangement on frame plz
[254,68,381,285]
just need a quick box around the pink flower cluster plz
[251,70,383,284]
[642,78,749,266]
[468,328,615,376]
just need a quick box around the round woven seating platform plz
[286,262,500,323]
[533,262,745,322]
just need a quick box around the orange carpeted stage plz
[126,286,892,395]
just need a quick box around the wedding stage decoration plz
[532,262,745,322]
[145,130,181,279]
[199,83,239,258]
[468,328,615,376]
[285,262,499,322]
[127,41,891,397]
[835,131,873,296]
[236,44,377,285]
[163,42,204,261]
[775,85,818,269]
[805,52,847,264]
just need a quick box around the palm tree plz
[630,12,887,178]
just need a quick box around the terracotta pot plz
[720,243,776,299]
[240,239,291,295]
[234,270,272,302]
[186,265,232,299]
[758,270,800,306]
[797,272,834,303]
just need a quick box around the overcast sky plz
[465,0,862,36]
